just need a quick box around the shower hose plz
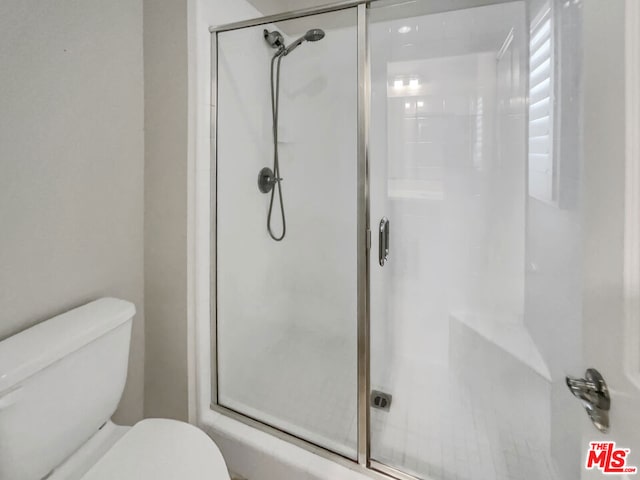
[267,52,286,241]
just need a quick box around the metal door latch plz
[566,368,611,433]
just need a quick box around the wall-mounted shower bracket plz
[258,167,281,194]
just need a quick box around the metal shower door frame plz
[208,3,418,479]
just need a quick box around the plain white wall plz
[0,0,145,425]
[143,0,191,422]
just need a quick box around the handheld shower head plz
[304,29,325,42]
[260,27,326,241]
[283,28,326,56]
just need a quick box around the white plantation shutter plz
[528,5,555,203]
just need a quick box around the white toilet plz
[0,298,230,480]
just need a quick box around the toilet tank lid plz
[0,298,135,395]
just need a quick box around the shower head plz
[283,28,326,56]
[304,29,325,42]
[263,29,285,51]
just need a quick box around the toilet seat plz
[80,419,230,480]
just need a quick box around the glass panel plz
[369,1,589,478]
[216,8,358,457]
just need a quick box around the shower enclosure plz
[210,1,639,479]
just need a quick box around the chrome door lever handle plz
[566,368,610,433]
[379,217,389,266]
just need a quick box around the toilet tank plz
[0,298,135,480]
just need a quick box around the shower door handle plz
[379,217,389,266]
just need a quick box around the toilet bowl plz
[0,298,230,480]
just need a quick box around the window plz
[528,4,555,203]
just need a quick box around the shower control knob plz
[258,167,280,193]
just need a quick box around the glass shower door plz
[368,1,640,479]
[215,8,359,458]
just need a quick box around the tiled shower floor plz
[219,322,358,457]
[219,323,560,480]
[369,360,560,480]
